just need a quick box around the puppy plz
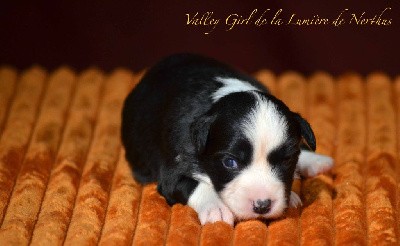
[121,54,333,226]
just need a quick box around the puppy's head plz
[191,91,315,220]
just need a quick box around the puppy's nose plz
[252,199,272,214]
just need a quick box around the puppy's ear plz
[293,113,316,151]
[190,113,216,154]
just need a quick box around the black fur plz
[121,53,315,206]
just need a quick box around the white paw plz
[306,155,333,177]
[188,182,234,226]
[289,191,302,208]
[297,150,334,177]
[198,200,234,226]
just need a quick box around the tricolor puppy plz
[121,54,333,226]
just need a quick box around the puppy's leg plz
[157,176,198,205]
[188,181,234,226]
[158,174,234,225]
[297,150,334,177]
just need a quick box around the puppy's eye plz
[222,158,238,169]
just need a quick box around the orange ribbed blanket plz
[0,67,399,245]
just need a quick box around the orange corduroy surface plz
[0,67,399,245]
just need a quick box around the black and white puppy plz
[121,54,333,226]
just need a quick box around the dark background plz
[1,1,399,76]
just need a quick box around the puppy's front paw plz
[188,182,234,226]
[289,191,302,208]
[298,151,334,177]
[198,200,234,226]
